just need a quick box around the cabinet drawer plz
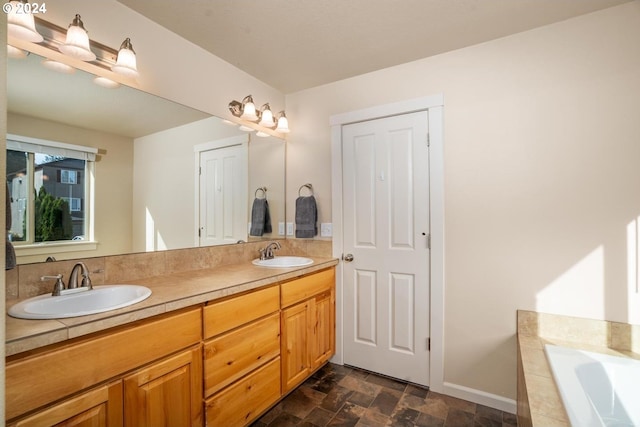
[204,285,279,338]
[205,357,281,427]
[204,312,280,397]
[6,307,202,421]
[281,268,335,308]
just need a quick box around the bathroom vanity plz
[5,258,337,427]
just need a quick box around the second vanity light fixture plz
[6,1,140,85]
[229,95,290,136]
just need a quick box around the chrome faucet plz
[41,274,66,296]
[68,262,93,290]
[259,242,281,260]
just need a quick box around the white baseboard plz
[442,382,517,414]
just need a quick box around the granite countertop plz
[6,257,338,357]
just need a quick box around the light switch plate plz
[286,222,294,236]
[278,222,285,235]
[321,223,333,237]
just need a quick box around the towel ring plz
[298,183,313,196]
[254,187,267,198]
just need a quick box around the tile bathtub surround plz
[253,363,517,427]
[516,310,640,427]
[5,239,333,300]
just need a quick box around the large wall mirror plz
[6,51,286,265]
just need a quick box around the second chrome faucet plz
[259,242,281,260]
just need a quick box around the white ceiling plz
[118,0,631,94]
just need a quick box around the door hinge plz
[426,133,430,147]
[427,338,431,351]
[427,234,431,250]
[198,228,201,237]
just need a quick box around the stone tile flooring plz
[251,363,517,427]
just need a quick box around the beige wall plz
[132,118,246,252]
[133,122,286,252]
[7,113,134,263]
[285,2,640,401]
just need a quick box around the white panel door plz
[199,144,248,246]
[342,111,430,385]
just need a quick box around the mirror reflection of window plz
[6,136,96,244]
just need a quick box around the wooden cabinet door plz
[281,301,311,393]
[11,381,123,427]
[123,346,203,427]
[311,289,335,370]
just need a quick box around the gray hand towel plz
[6,183,16,270]
[250,198,272,236]
[295,195,317,238]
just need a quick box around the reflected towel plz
[6,183,16,270]
[295,195,317,238]
[250,198,272,236]
[6,237,16,270]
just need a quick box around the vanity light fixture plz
[7,0,44,43]
[7,14,141,88]
[258,103,275,128]
[111,38,139,79]
[275,111,290,133]
[240,95,259,121]
[59,14,96,61]
[228,95,290,135]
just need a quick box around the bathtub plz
[544,344,640,427]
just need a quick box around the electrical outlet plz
[320,223,333,237]
[286,222,294,236]
[278,222,285,236]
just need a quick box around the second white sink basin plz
[8,285,152,320]
[252,256,314,268]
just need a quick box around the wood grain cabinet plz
[6,307,202,426]
[203,285,281,427]
[6,266,336,427]
[8,381,123,427]
[124,346,203,427]
[280,268,336,393]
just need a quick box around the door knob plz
[343,253,354,262]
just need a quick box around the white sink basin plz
[252,256,314,268]
[8,285,152,320]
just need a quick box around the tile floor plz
[252,363,517,427]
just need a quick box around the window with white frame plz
[60,169,78,184]
[6,135,96,245]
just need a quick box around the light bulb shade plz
[42,59,76,74]
[258,104,275,128]
[93,76,120,88]
[7,45,28,59]
[7,1,43,42]
[112,38,139,78]
[276,112,290,133]
[241,96,259,121]
[59,15,96,61]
